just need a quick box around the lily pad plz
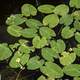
[21,4,37,17]
[21,28,37,38]
[37,75,46,80]
[40,62,63,78]
[39,27,56,39]
[25,19,42,29]
[75,32,80,43]
[69,0,80,9]
[63,64,80,77]
[53,4,69,16]
[32,36,47,48]
[0,44,12,60]
[60,52,76,65]
[43,14,59,28]
[38,4,55,14]
[7,25,22,37]
[61,26,75,39]
[60,14,73,26]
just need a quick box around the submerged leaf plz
[60,52,76,65]
[25,19,42,29]
[63,64,80,77]
[39,27,56,39]
[21,4,37,17]
[53,4,69,16]
[69,0,80,9]
[32,36,47,48]
[40,62,63,78]
[43,14,59,28]
[7,25,22,37]
[38,4,55,14]
[61,26,75,39]
[21,28,37,38]
[0,44,12,60]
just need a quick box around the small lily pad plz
[75,32,80,43]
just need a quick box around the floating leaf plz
[21,28,37,38]
[43,14,59,28]
[75,32,80,43]
[7,25,22,37]
[73,45,80,57]
[38,4,55,14]
[27,56,44,70]
[21,4,37,17]
[74,20,80,31]
[25,19,42,29]
[53,4,69,16]
[74,77,80,80]
[32,36,47,48]
[40,62,63,78]
[60,14,73,26]
[50,39,66,54]
[6,14,26,25]
[41,48,55,61]
[39,27,56,39]
[61,26,75,39]
[9,51,29,68]
[69,0,80,9]
[0,44,12,60]
[72,10,80,20]
[59,52,76,65]
[63,64,80,77]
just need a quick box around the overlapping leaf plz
[38,4,55,14]
[43,14,59,28]
[75,32,80,43]
[21,4,37,17]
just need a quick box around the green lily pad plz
[37,75,46,80]
[39,27,56,39]
[27,56,44,70]
[72,10,80,20]
[74,77,80,80]
[32,36,47,48]
[69,0,80,9]
[50,39,66,54]
[7,25,22,37]
[60,52,76,65]
[21,4,37,17]
[61,26,75,39]
[53,4,69,16]
[40,62,63,78]
[41,48,55,61]
[0,44,12,60]
[21,28,37,38]
[63,64,80,77]
[74,20,80,31]
[60,14,73,26]
[25,19,42,29]
[43,14,59,28]
[75,32,80,43]
[38,4,55,14]
[6,14,26,25]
